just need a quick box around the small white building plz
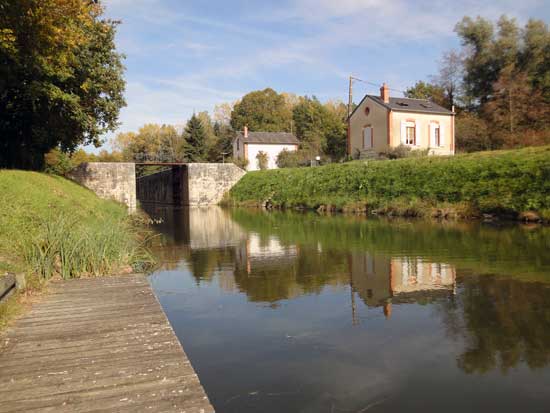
[233,127,299,171]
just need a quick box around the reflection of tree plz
[439,275,550,374]
[188,248,235,284]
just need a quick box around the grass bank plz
[0,170,154,329]
[227,146,550,221]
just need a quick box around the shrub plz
[234,157,249,170]
[379,145,429,160]
[256,151,268,170]
[276,149,310,168]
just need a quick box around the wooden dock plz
[0,275,215,413]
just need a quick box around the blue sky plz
[97,0,550,148]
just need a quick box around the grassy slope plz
[0,171,125,271]
[0,170,154,329]
[228,146,550,219]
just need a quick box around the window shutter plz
[415,123,420,146]
[400,121,407,145]
[439,124,445,146]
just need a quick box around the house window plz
[405,126,415,145]
[430,122,443,147]
[363,127,373,149]
[237,139,240,151]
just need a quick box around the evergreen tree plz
[184,114,208,162]
[208,122,234,162]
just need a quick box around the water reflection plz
[145,206,550,412]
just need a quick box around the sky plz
[95,0,550,150]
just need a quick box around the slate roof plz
[235,131,300,145]
[350,95,454,118]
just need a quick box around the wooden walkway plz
[0,275,214,413]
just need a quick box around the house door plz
[363,127,373,149]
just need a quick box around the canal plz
[145,206,550,413]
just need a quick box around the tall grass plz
[21,214,154,279]
[0,170,155,279]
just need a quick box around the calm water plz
[145,206,550,413]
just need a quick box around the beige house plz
[348,83,455,158]
[233,127,299,171]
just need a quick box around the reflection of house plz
[236,233,298,274]
[349,252,391,307]
[233,127,299,171]
[350,253,456,318]
[391,258,455,296]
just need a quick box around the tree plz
[520,19,550,103]
[434,50,464,109]
[196,111,217,152]
[455,16,498,107]
[184,114,208,161]
[208,122,234,162]
[484,66,550,147]
[291,96,347,161]
[213,102,234,125]
[230,88,292,132]
[0,0,125,170]
[114,124,185,162]
[455,112,492,152]
[405,81,448,107]
[323,101,347,160]
[256,151,268,170]
[292,96,327,153]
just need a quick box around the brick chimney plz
[244,125,248,138]
[380,83,390,103]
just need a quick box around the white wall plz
[246,143,297,171]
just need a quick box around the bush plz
[276,149,311,168]
[379,145,429,160]
[256,151,268,170]
[234,157,249,170]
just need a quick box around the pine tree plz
[184,114,208,162]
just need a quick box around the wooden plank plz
[0,275,215,412]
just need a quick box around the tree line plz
[109,88,348,167]
[406,16,550,152]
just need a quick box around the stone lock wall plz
[69,162,245,210]
[67,162,137,212]
[186,163,246,206]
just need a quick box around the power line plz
[350,76,408,95]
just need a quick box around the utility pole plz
[348,76,353,119]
